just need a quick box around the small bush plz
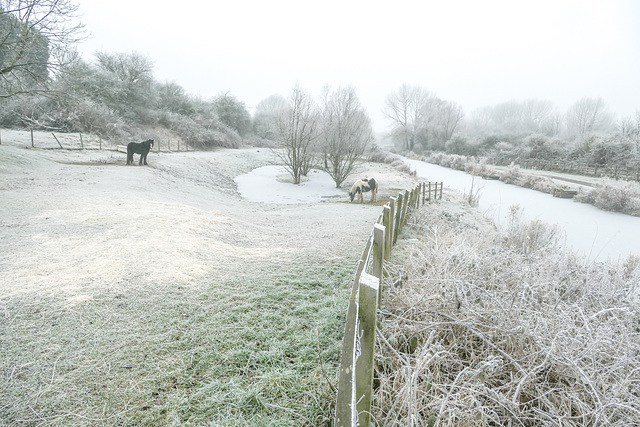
[499,162,521,184]
[576,178,640,214]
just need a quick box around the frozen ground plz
[0,130,420,300]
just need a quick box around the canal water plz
[404,158,640,263]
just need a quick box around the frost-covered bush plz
[499,162,521,184]
[160,112,240,149]
[376,200,640,426]
[504,205,560,254]
[575,178,640,214]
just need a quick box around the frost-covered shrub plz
[504,205,560,254]
[576,178,640,214]
[499,162,521,184]
[468,158,497,176]
[160,112,240,149]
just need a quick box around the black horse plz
[126,139,154,165]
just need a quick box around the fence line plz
[5,129,193,152]
[493,157,640,182]
[335,181,443,426]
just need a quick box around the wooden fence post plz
[355,272,379,427]
[99,137,102,150]
[373,224,385,303]
[383,205,392,261]
[439,182,443,199]
[30,129,34,148]
[51,132,63,149]
[394,193,404,244]
[389,197,397,247]
[402,190,410,225]
[335,269,360,426]
[79,133,84,149]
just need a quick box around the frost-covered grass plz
[375,199,640,426]
[1,263,350,426]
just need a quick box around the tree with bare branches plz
[320,85,373,188]
[0,0,84,99]
[274,85,320,184]
[565,97,614,137]
[383,84,433,151]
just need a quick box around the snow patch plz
[235,165,345,204]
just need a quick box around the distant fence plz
[493,157,640,182]
[1,129,193,152]
[335,181,443,426]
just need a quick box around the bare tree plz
[320,85,373,187]
[0,0,85,98]
[432,99,464,142]
[274,85,319,184]
[565,97,614,137]
[383,84,433,150]
[619,110,640,146]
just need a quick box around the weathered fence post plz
[79,133,84,149]
[355,272,379,427]
[99,137,102,150]
[51,132,63,149]
[373,223,385,303]
[389,197,397,247]
[30,129,34,148]
[383,205,392,261]
[439,182,443,199]
[335,272,360,427]
[394,193,404,244]
[402,190,410,225]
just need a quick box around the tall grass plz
[374,198,640,425]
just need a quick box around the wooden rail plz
[335,181,442,426]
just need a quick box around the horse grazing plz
[126,139,154,165]
[349,177,378,203]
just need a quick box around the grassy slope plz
[1,134,394,426]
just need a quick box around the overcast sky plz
[76,0,640,132]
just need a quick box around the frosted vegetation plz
[376,200,640,426]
